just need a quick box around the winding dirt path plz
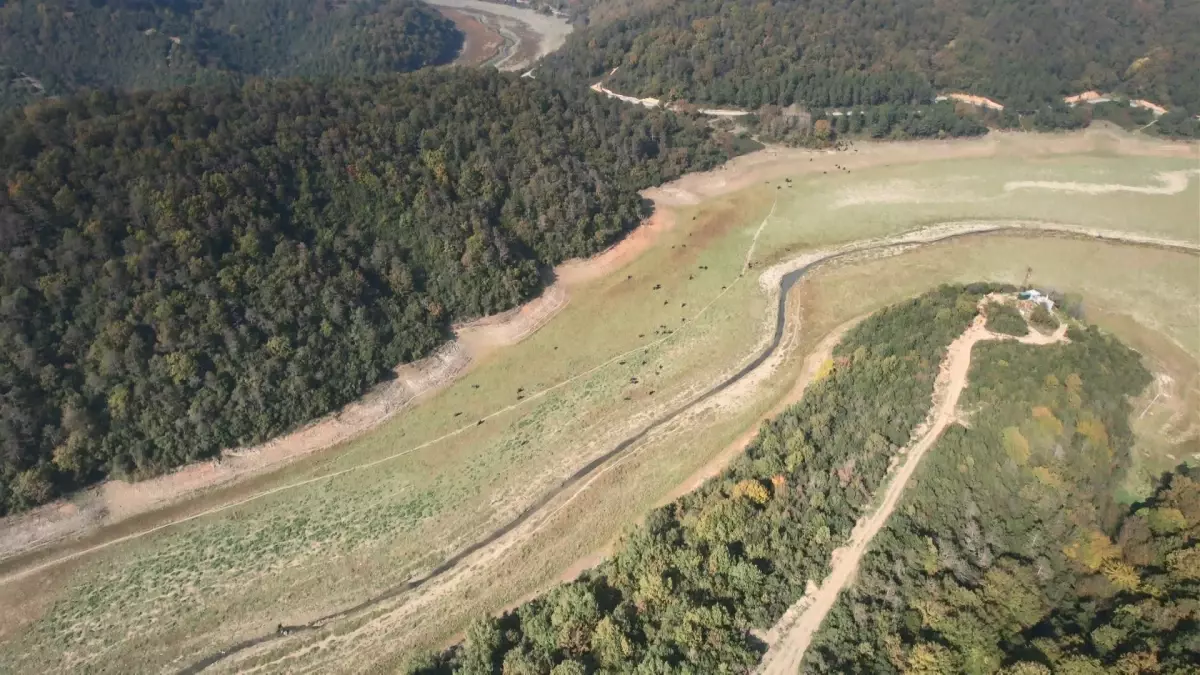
[756,317,1069,674]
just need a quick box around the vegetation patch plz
[985,301,1029,336]
[0,0,465,112]
[803,324,1196,673]
[1030,304,1060,333]
[0,69,735,514]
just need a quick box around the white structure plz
[1018,289,1055,312]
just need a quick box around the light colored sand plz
[428,0,571,62]
[935,93,1005,110]
[1005,168,1199,195]
[756,315,1069,674]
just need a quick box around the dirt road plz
[756,317,1069,674]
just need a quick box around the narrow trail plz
[756,318,1070,674]
[744,200,777,273]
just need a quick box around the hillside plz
[411,287,1166,673]
[543,0,1200,114]
[0,68,735,514]
[806,328,1195,673]
[0,0,463,111]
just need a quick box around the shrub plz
[986,302,1029,336]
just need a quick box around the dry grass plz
[2,136,1197,673]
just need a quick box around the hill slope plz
[0,68,734,513]
[806,329,1194,673]
[544,0,1200,113]
[0,0,463,111]
[411,287,1167,673]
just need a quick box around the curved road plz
[178,223,1198,673]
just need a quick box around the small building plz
[1018,289,1054,312]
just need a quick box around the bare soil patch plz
[1005,168,1198,195]
[936,93,1005,110]
[437,7,503,66]
[655,128,1197,207]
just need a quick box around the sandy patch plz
[1065,91,1105,105]
[437,7,504,67]
[1004,168,1199,195]
[935,93,1005,110]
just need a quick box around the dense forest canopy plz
[0,0,463,111]
[0,68,736,514]
[412,287,1171,674]
[805,328,1198,674]
[542,0,1200,113]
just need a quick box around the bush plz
[1030,304,1059,332]
[986,302,1029,336]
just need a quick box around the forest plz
[0,69,736,513]
[410,284,1017,672]
[804,326,1200,674]
[541,0,1200,118]
[0,0,463,111]
[413,289,1176,674]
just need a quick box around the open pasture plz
[1,130,1196,673]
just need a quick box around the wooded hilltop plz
[0,0,463,112]
[807,327,1195,674]
[410,287,1182,674]
[544,0,1200,113]
[0,69,737,513]
[536,0,1200,138]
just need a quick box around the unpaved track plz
[756,318,1069,674]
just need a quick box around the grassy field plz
[1,133,1196,673]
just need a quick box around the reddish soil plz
[437,7,504,66]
